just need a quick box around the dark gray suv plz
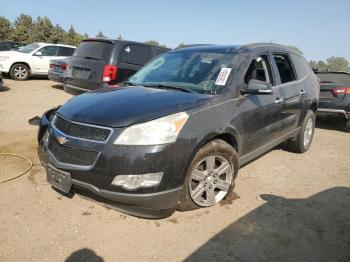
[64,38,170,94]
[38,43,319,218]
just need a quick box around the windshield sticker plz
[215,68,232,86]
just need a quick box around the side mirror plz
[242,79,273,95]
[34,51,42,56]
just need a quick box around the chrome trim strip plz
[52,114,114,144]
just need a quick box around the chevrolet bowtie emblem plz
[57,136,69,145]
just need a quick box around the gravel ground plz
[0,78,349,262]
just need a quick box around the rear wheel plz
[10,63,30,81]
[346,119,350,132]
[286,110,315,153]
[177,139,239,211]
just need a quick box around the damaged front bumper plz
[36,109,193,218]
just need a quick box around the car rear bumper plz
[317,108,349,119]
[63,83,91,95]
[48,71,64,83]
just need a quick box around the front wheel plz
[286,110,316,153]
[10,63,30,81]
[177,139,239,211]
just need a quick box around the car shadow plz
[0,85,10,92]
[65,248,104,262]
[51,84,64,90]
[186,187,350,262]
[316,117,348,132]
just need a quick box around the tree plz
[287,45,303,55]
[11,14,34,43]
[63,25,83,46]
[176,43,186,48]
[34,16,53,42]
[0,16,13,40]
[326,57,349,72]
[316,60,328,72]
[309,60,317,70]
[50,24,65,43]
[144,40,167,48]
[117,34,123,40]
[96,31,106,38]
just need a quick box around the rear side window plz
[273,54,296,84]
[58,47,75,56]
[74,41,113,61]
[39,46,58,56]
[316,73,350,84]
[290,54,311,79]
[119,44,152,65]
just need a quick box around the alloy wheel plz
[13,66,28,79]
[189,155,233,207]
[303,118,313,146]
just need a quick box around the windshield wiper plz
[143,83,194,93]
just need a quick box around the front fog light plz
[111,172,163,190]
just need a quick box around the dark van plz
[64,39,170,94]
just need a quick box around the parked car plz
[315,71,350,131]
[64,38,170,94]
[48,58,69,84]
[0,43,76,80]
[36,43,319,218]
[0,41,24,51]
[0,72,3,87]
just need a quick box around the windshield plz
[129,50,236,94]
[17,43,41,53]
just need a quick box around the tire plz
[10,63,30,81]
[177,139,239,211]
[286,110,316,153]
[346,119,350,132]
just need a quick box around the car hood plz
[0,51,28,60]
[58,86,211,127]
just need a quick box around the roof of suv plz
[82,38,170,50]
[34,42,76,48]
[172,43,302,56]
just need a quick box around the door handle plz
[274,98,284,104]
[300,90,306,95]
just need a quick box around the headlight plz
[114,112,189,145]
[0,56,10,61]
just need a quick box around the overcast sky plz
[3,0,350,61]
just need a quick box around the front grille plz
[47,135,99,166]
[54,115,111,142]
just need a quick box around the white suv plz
[0,43,76,80]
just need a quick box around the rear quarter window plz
[119,44,152,65]
[58,47,75,56]
[74,41,113,61]
[290,54,312,79]
[316,73,350,84]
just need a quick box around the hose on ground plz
[0,153,33,183]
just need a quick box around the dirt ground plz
[0,78,349,262]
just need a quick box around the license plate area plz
[72,68,90,79]
[46,165,72,193]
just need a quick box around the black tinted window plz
[273,54,297,84]
[0,43,10,51]
[58,47,75,56]
[74,41,113,61]
[290,54,311,79]
[119,44,152,65]
[244,55,274,85]
[316,73,350,84]
[39,46,58,56]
